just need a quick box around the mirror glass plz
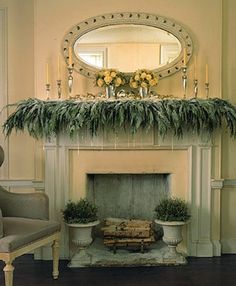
[74,24,181,73]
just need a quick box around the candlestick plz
[45,83,50,100]
[57,80,62,99]
[205,82,209,99]
[57,55,61,80]
[68,66,74,97]
[181,66,187,99]
[68,47,73,67]
[193,79,198,98]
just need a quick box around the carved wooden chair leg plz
[3,261,14,286]
[52,239,60,279]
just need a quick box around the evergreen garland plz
[3,98,236,139]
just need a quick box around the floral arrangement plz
[95,68,126,87]
[129,69,158,89]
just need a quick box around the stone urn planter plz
[154,197,190,264]
[155,219,188,264]
[67,220,100,248]
[62,199,99,267]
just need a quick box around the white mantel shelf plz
[42,128,223,260]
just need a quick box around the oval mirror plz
[62,12,193,79]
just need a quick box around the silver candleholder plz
[181,66,187,99]
[68,66,74,97]
[193,79,198,98]
[57,80,62,99]
[46,83,50,100]
[205,82,209,99]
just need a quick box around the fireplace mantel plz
[42,127,223,260]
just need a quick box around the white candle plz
[205,64,209,83]
[57,55,61,80]
[183,48,187,66]
[194,56,197,79]
[46,63,49,84]
[68,47,72,67]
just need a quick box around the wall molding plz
[0,179,44,190]
[211,179,224,189]
[223,179,236,187]
[221,238,236,254]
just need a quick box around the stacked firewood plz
[103,218,155,252]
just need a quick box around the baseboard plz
[221,238,236,253]
[196,241,214,257]
[212,240,221,256]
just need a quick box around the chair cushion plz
[0,217,60,253]
[0,209,3,238]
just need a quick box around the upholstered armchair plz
[0,147,61,286]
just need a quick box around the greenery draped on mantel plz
[3,98,236,139]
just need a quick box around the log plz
[104,236,155,246]
[104,217,152,228]
[103,226,153,238]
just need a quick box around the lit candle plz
[57,55,61,80]
[205,64,209,83]
[183,48,187,66]
[68,47,72,67]
[194,56,197,79]
[46,63,49,84]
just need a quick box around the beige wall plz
[34,0,222,99]
[0,0,36,181]
[221,0,236,252]
[2,0,236,252]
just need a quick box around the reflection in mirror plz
[74,25,181,73]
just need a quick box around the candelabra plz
[57,80,62,99]
[205,82,209,99]
[46,83,50,100]
[181,66,187,99]
[193,79,198,98]
[68,66,74,98]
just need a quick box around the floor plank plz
[1,254,236,286]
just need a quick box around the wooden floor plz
[1,254,236,286]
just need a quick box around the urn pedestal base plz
[67,220,100,268]
[155,220,188,264]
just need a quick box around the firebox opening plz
[86,173,170,222]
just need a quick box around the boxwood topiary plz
[62,199,98,224]
[155,197,190,222]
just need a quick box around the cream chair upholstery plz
[0,147,60,286]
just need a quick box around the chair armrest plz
[0,186,49,220]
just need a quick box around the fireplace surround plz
[42,127,223,260]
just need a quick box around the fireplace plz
[42,128,223,260]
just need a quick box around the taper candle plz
[46,63,49,84]
[57,55,61,80]
[205,64,209,83]
[194,56,197,79]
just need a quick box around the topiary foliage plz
[3,97,236,139]
[62,199,98,224]
[155,197,190,222]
